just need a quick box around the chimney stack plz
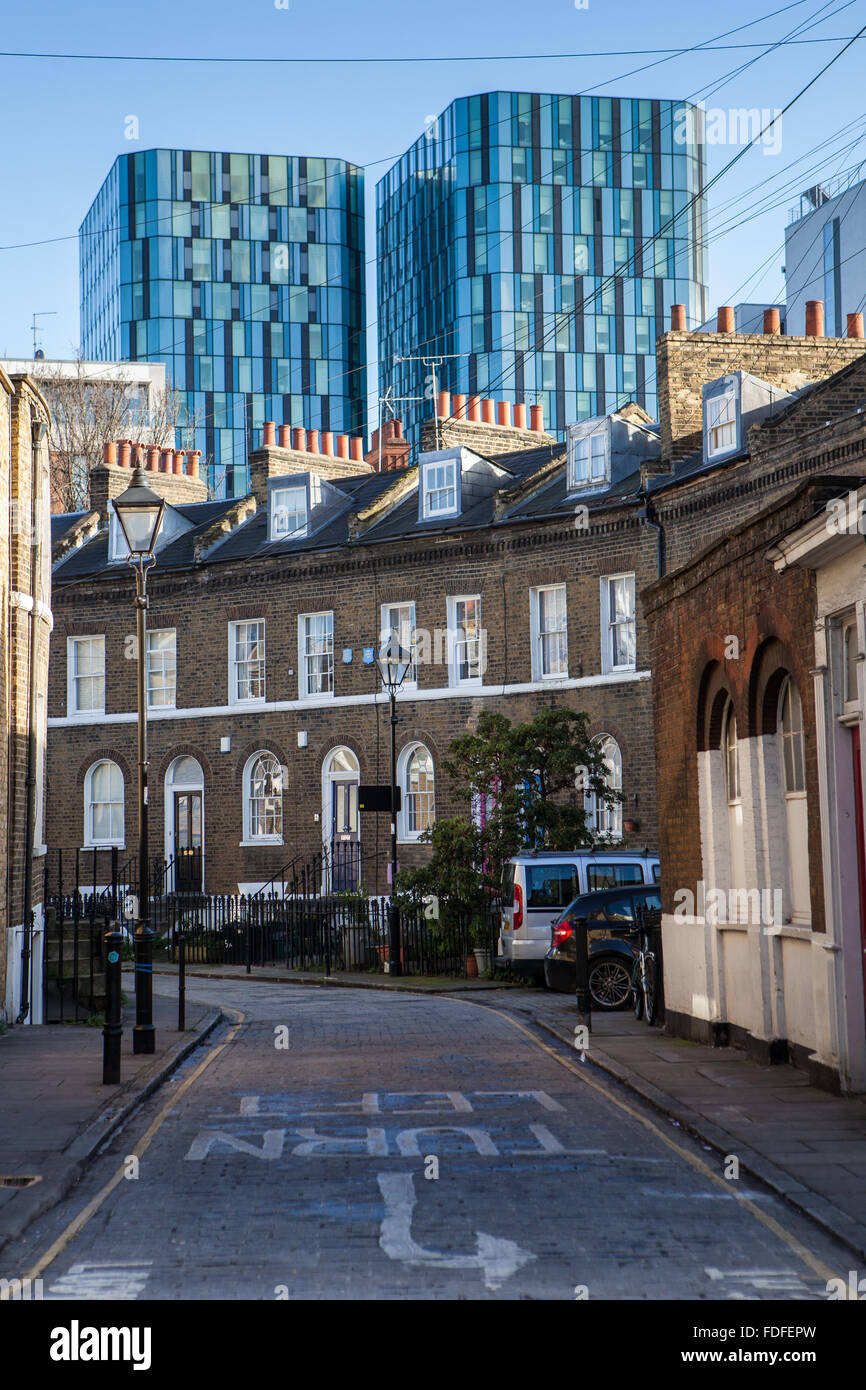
[513,403,527,428]
[497,400,511,426]
[847,311,865,339]
[717,306,735,333]
[805,299,825,337]
[452,393,467,419]
[670,304,687,331]
[763,307,781,335]
[307,429,320,454]
[437,390,451,418]
[103,442,117,466]
[530,404,544,432]
[278,425,292,448]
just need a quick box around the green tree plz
[397,706,617,909]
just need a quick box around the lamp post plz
[111,469,166,1055]
[375,634,411,977]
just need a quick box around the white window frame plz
[600,575,636,674]
[447,594,484,688]
[298,611,335,700]
[380,602,417,690]
[228,619,266,706]
[146,628,177,710]
[584,735,622,841]
[421,458,459,519]
[270,484,308,541]
[398,742,435,842]
[67,634,105,717]
[84,758,125,848]
[569,428,609,491]
[242,750,284,845]
[705,390,737,459]
[530,584,568,680]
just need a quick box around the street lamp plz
[112,469,166,1055]
[375,633,411,977]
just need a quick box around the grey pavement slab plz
[0,981,221,1252]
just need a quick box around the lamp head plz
[111,467,166,557]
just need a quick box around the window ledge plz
[239,838,284,848]
[83,842,125,851]
[230,698,267,709]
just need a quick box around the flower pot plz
[465,953,479,978]
[473,948,492,973]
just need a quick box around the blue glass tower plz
[81,148,366,497]
[377,92,707,450]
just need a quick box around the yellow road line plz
[2,1007,245,1292]
[455,997,851,1295]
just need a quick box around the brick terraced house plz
[1,368,53,1025]
[643,304,866,1092]
[46,399,662,899]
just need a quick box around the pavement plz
[1,967,866,1293]
[0,979,221,1255]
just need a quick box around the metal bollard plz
[178,934,186,1032]
[103,927,123,1084]
[574,916,592,1034]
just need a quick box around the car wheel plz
[588,956,633,1011]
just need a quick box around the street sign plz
[358,784,402,813]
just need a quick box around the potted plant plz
[470,918,492,975]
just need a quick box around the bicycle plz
[631,920,659,1024]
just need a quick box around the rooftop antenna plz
[393,352,467,451]
[379,384,424,470]
[31,311,56,359]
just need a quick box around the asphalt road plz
[4,978,858,1301]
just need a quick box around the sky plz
[1,0,865,429]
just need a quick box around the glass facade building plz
[80,148,366,497]
[377,92,708,451]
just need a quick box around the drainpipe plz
[638,492,664,579]
[17,415,46,1023]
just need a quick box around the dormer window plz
[706,390,737,458]
[271,485,307,538]
[267,473,323,542]
[568,427,609,491]
[422,458,458,518]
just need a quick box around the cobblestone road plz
[6,979,858,1301]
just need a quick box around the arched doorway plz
[322,747,360,890]
[165,756,205,892]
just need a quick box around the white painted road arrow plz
[377,1172,535,1291]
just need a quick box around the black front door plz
[331,781,359,891]
[175,791,203,893]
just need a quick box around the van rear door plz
[522,862,580,944]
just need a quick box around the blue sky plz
[1,0,864,426]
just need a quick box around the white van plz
[499,849,660,975]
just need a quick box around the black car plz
[543,885,662,1007]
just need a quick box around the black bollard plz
[103,928,123,1084]
[178,934,186,1032]
[574,916,592,1034]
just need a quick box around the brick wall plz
[656,328,866,463]
[47,504,659,896]
[654,355,866,574]
[2,373,52,1020]
[642,479,851,931]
